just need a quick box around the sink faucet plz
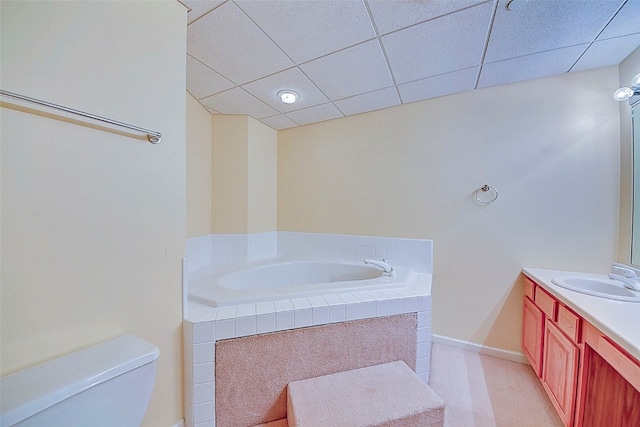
[364,258,395,276]
[608,265,640,292]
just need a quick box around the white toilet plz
[0,334,159,427]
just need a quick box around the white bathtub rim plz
[190,256,389,277]
[185,270,431,323]
[220,260,386,289]
[188,257,415,308]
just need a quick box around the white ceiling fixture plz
[613,72,640,101]
[183,0,640,130]
[278,90,299,104]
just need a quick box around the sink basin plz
[551,275,640,302]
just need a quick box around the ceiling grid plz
[182,0,640,130]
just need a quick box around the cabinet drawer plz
[524,277,535,300]
[557,304,581,343]
[535,287,557,320]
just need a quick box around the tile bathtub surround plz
[185,234,213,274]
[277,232,433,273]
[184,232,433,427]
[183,272,432,427]
[186,232,279,274]
[247,232,278,262]
[186,232,433,275]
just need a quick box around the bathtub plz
[188,258,415,307]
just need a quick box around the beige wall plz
[248,118,278,233]
[617,46,640,263]
[211,115,250,233]
[187,93,212,238]
[211,115,277,234]
[278,67,620,352]
[0,2,186,426]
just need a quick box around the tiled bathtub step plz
[286,361,445,427]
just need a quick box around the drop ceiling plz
[183,0,640,130]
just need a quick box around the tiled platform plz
[183,272,432,427]
[183,232,434,427]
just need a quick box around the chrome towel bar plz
[0,89,162,144]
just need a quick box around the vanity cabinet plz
[522,275,640,427]
[574,322,640,426]
[522,297,544,376]
[522,278,580,426]
[542,320,579,426]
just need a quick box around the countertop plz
[522,268,640,361]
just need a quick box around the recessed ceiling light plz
[277,90,299,104]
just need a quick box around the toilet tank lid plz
[0,334,159,426]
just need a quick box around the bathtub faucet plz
[364,258,395,277]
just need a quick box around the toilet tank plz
[0,335,159,427]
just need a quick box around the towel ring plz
[474,185,498,205]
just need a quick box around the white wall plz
[278,67,621,352]
[618,46,640,263]
[0,2,186,425]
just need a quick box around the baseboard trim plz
[172,419,185,427]
[432,334,529,364]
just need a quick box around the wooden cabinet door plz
[575,322,640,427]
[542,321,579,427]
[523,297,544,377]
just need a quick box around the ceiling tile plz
[242,68,329,113]
[367,0,487,35]
[181,0,225,24]
[187,1,293,85]
[235,0,375,64]
[260,115,299,131]
[186,55,235,100]
[397,67,479,104]
[200,87,279,119]
[285,103,344,126]
[478,44,588,89]
[485,0,623,63]
[382,2,493,84]
[598,0,640,40]
[334,87,400,116]
[183,0,640,128]
[573,33,640,72]
[300,40,393,100]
